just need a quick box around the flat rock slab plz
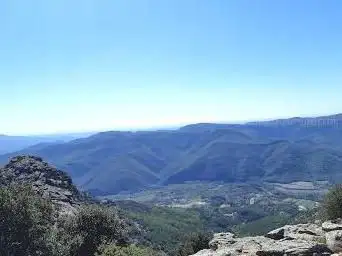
[266,224,325,242]
[191,235,331,256]
[323,220,342,232]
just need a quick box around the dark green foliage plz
[57,204,130,256]
[126,207,204,254]
[0,185,55,256]
[0,156,153,256]
[96,244,159,256]
[209,195,226,207]
[175,232,211,256]
[322,184,342,220]
[232,214,292,236]
[289,208,320,225]
[0,181,322,256]
[0,184,137,256]
[109,181,322,253]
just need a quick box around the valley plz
[103,181,324,233]
[3,2,342,254]
[1,114,342,255]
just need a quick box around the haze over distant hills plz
[1,113,342,195]
[0,132,95,155]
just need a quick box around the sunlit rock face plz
[0,155,81,214]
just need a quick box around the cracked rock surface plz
[192,221,342,256]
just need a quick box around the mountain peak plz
[0,155,80,212]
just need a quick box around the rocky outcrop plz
[191,222,338,256]
[322,220,342,253]
[266,224,325,241]
[193,236,330,255]
[323,220,342,232]
[0,155,81,214]
[209,233,236,250]
[326,231,342,253]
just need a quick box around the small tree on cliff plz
[323,184,342,220]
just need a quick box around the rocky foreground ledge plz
[192,220,342,256]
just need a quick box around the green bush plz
[323,184,342,220]
[58,204,130,256]
[0,185,55,256]
[96,244,159,256]
[128,207,204,254]
[0,185,141,256]
[232,214,291,236]
[175,232,210,256]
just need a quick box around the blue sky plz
[1,0,341,135]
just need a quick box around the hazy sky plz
[1,0,341,135]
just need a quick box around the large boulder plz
[260,239,330,256]
[209,232,236,250]
[191,231,331,256]
[326,231,342,253]
[323,220,342,232]
[266,223,325,241]
[322,219,342,253]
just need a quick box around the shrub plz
[175,232,210,256]
[128,207,204,254]
[59,204,130,256]
[96,244,159,256]
[0,185,55,256]
[323,184,342,220]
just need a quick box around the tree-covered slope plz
[1,114,342,195]
[165,140,342,184]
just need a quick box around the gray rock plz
[0,155,81,214]
[190,249,215,256]
[326,230,342,253]
[209,232,236,250]
[192,235,331,256]
[323,220,342,232]
[261,239,330,255]
[266,227,285,240]
[266,224,325,242]
[192,227,331,256]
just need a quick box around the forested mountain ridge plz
[1,113,342,195]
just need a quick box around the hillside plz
[0,135,55,154]
[165,140,342,185]
[0,133,93,154]
[1,113,342,195]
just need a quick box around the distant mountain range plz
[0,132,95,154]
[1,113,342,195]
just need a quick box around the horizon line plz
[2,111,341,137]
